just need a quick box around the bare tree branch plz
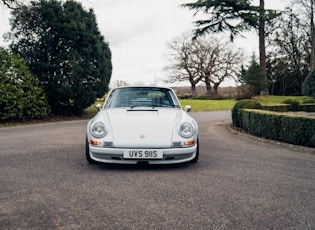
[165,33,243,96]
[1,0,22,9]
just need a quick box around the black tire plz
[190,138,199,163]
[86,136,97,164]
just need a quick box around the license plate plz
[123,149,163,159]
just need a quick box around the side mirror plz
[96,104,102,111]
[184,105,191,112]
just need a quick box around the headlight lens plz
[91,121,107,138]
[179,122,194,138]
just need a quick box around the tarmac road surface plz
[0,111,314,229]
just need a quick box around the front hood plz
[106,108,180,148]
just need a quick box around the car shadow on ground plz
[86,161,195,172]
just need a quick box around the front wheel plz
[190,139,199,163]
[86,136,97,164]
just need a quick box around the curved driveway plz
[0,111,314,229]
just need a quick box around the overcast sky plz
[0,0,288,87]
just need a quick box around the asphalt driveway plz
[0,111,314,229]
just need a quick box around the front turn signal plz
[90,140,99,146]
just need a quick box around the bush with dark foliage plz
[0,48,50,121]
[302,70,315,98]
[231,99,262,127]
[281,99,300,111]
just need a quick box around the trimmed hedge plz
[302,98,315,104]
[262,104,315,112]
[281,98,300,111]
[231,99,262,127]
[232,99,315,148]
[240,109,315,147]
[262,104,291,112]
[299,104,315,112]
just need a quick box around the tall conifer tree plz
[8,0,112,115]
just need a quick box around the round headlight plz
[179,122,194,138]
[91,121,107,138]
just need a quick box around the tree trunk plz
[213,83,219,95]
[310,0,315,70]
[259,0,269,95]
[191,84,197,97]
[204,75,212,96]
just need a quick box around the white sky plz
[0,0,288,87]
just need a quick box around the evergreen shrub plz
[281,99,300,111]
[302,70,315,98]
[0,48,50,121]
[231,99,262,127]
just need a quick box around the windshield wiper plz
[152,104,176,108]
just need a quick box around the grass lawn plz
[180,99,236,112]
[181,96,312,112]
[252,96,310,105]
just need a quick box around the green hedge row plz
[262,104,315,112]
[262,105,290,112]
[240,109,315,147]
[299,104,315,112]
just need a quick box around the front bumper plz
[88,145,198,164]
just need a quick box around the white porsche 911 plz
[86,86,199,164]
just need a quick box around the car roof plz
[113,86,173,90]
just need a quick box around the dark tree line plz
[1,0,112,117]
[267,7,310,95]
[181,0,315,96]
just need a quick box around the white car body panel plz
[107,109,179,148]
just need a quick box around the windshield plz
[104,87,181,109]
